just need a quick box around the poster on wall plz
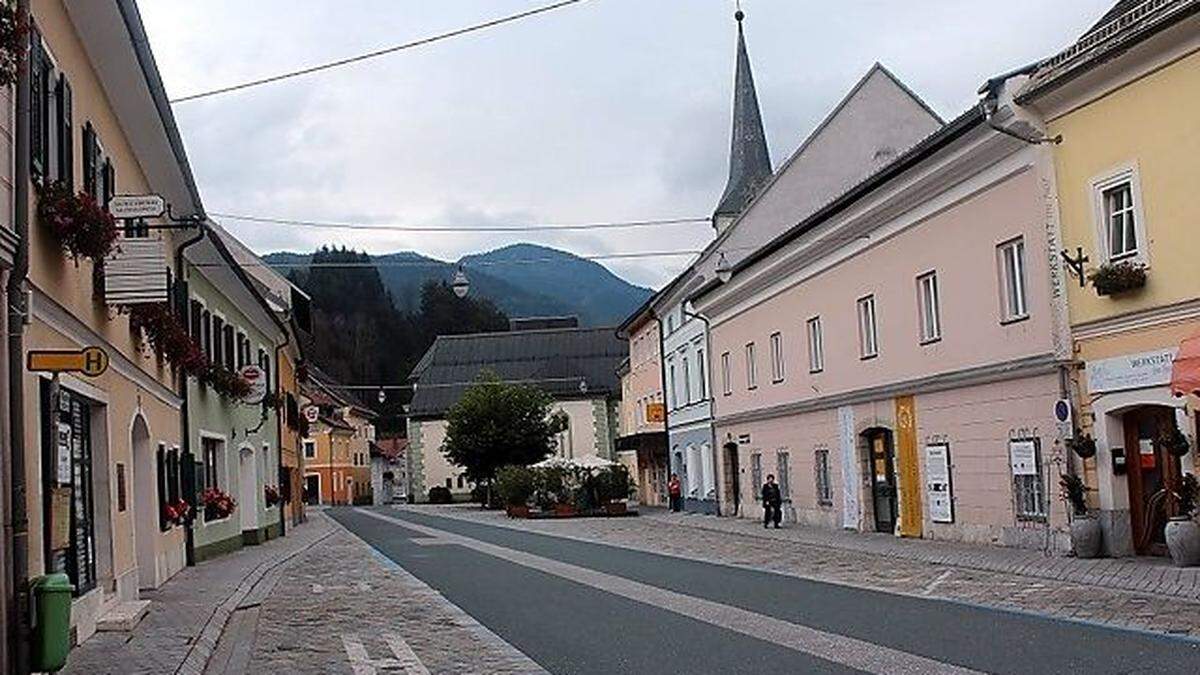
[838,406,859,529]
[924,443,954,524]
[56,422,72,485]
[1009,440,1038,476]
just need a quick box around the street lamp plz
[452,266,470,298]
[715,252,733,284]
[377,388,386,404]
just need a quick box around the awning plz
[1170,331,1200,397]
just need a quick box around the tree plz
[441,372,568,506]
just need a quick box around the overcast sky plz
[139,0,1113,289]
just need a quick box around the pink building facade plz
[616,305,669,506]
[695,82,1077,550]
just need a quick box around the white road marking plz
[922,569,955,596]
[342,632,430,675]
[355,508,984,675]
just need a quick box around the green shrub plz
[534,466,568,510]
[496,465,536,507]
[428,486,452,504]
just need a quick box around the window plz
[457,475,465,489]
[55,74,73,187]
[997,238,1028,321]
[303,440,315,459]
[745,342,757,389]
[445,477,452,489]
[814,449,832,505]
[201,310,212,361]
[917,272,941,343]
[720,352,731,395]
[236,332,249,369]
[223,324,235,371]
[857,295,878,359]
[806,317,824,373]
[776,451,790,501]
[258,348,271,392]
[695,346,706,400]
[682,356,691,404]
[1009,438,1045,519]
[202,437,222,490]
[1103,182,1137,260]
[750,452,763,501]
[769,332,785,383]
[211,316,224,365]
[667,361,677,409]
[189,300,203,342]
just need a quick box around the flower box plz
[1089,261,1146,297]
[201,488,237,521]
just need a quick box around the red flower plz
[37,181,119,263]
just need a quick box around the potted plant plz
[162,498,191,528]
[1060,474,1102,558]
[593,465,632,515]
[1065,434,1097,460]
[1160,427,1191,458]
[1165,474,1199,567]
[200,487,237,521]
[36,181,119,264]
[1088,260,1146,297]
[496,465,534,518]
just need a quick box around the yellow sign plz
[894,395,922,538]
[646,402,665,423]
[27,346,110,378]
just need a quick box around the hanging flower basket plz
[201,488,237,520]
[1066,435,1097,460]
[36,181,119,264]
[1089,261,1146,297]
[129,303,252,401]
[162,498,191,527]
[0,5,22,88]
[264,484,281,508]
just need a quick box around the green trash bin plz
[30,573,74,673]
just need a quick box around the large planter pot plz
[553,504,577,517]
[1069,516,1103,559]
[1165,517,1200,567]
[604,501,627,516]
[506,505,530,519]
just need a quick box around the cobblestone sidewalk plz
[62,514,334,675]
[410,504,1200,638]
[241,517,546,674]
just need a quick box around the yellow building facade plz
[1019,3,1200,556]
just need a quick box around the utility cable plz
[170,0,590,103]
[210,212,709,233]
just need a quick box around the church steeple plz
[713,8,772,232]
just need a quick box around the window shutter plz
[56,75,73,188]
[156,445,167,530]
[82,124,96,197]
[102,159,115,209]
[29,25,44,178]
[173,279,189,324]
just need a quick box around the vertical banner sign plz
[838,406,859,530]
[894,395,923,538]
[924,443,954,523]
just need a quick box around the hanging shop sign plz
[27,346,109,378]
[1085,348,1177,394]
[645,402,665,423]
[924,443,954,524]
[108,193,166,219]
[303,405,320,424]
[239,365,267,405]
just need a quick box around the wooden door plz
[1124,407,1183,555]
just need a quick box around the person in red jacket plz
[668,473,682,512]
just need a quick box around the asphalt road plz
[329,507,1200,674]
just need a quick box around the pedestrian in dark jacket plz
[668,473,682,512]
[761,474,782,528]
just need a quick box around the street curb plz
[174,516,336,675]
[327,509,549,675]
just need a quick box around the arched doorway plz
[1122,405,1186,555]
[862,427,897,534]
[130,414,157,590]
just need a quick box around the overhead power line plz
[190,249,704,269]
[210,212,710,233]
[170,0,591,104]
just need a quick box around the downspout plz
[7,2,31,672]
[273,325,290,537]
[175,222,206,566]
[652,315,671,479]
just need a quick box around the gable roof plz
[408,326,626,419]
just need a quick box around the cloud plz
[142,0,1115,290]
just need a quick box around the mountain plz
[263,244,652,327]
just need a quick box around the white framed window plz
[1009,438,1046,520]
[1091,166,1147,264]
[769,332,785,383]
[806,317,823,373]
[303,440,315,459]
[667,360,677,409]
[856,295,878,359]
[750,452,763,501]
[776,450,790,501]
[814,448,832,505]
[720,351,731,396]
[682,356,691,404]
[917,271,941,343]
[745,342,757,389]
[695,344,706,400]
[997,237,1028,322]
